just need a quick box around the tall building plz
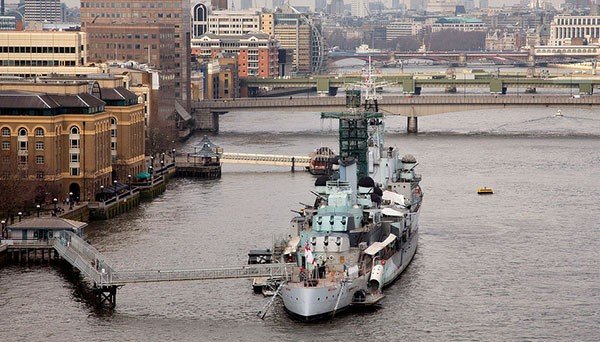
[24,0,62,23]
[479,0,488,9]
[192,2,209,39]
[265,5,324,73]
[349,0,369,18]
[80,0,191,114]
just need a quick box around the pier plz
[50,230,293,307]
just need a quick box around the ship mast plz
[321,56,384,179]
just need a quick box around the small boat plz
[306,146,337,175]
[554,109,563,117]
[477,187,494,195]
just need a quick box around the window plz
[70,139,80,148]
[70,153,79,163]
[111,141,116,150]
[70,167,79,176]
[19,155,27,164]
[35,128,44,137]
[36,156,44,164]
[1,141,8,150]
[36,171,44,179]
[19,141,27,150]
[70,126,79,135]
[111,129,116,137]
[1,127,9,136]
[35,142,44,150]
[18,128,27,136]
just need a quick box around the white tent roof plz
[364,234,397,256]
[382,191,406,206]
[381,207,404,217]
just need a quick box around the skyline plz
[5,0,568,9]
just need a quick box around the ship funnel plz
[339,158,358,203]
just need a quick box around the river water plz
[1,106,599,341]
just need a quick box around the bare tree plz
[427,30,486,51]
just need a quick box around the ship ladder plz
[331,281,346,319]
[257,281,286,320]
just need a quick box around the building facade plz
[267,6,324,73]
[0,81,144,203]
[549,15,600,46]
[85,24,175,70]
[192,33,279,78]
[80,0,191,112]
[386,20,422,40]
[24,0,62,23]
[207,10,262,36]
[431,17,487,32]
[0,31,87,67]
[191,1,209,39]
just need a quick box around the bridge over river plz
[193,94,600,133]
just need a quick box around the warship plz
[274,64,423,321]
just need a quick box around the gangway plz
[53,230,294,307]
[221,152,310,168]
[112,263,294,284]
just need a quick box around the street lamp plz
[1,220,6,239]
[150,156,155,168]
[160,159,164,175]
[100,185,104,201]
[127,174,132,192]
[113,180,118,198]
[68,192,74,209]
[36,204,41,217]
[172,148,176,163]
[53,198,58,213]
[18,211,22,222]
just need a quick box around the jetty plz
[49,230,292,307]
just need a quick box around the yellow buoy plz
[477,187,494,195]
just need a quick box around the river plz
[1,106,598,341]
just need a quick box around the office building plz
[192,33,279,78]
[207,10,262,36]
[80,0,191,113]
[0,31,87,67]
[24,0,62,23]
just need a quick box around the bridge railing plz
[113,263,295,284]
[54,231,117,285]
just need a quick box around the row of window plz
[0,46,78,54]
[1,126,80,137]
[0,60,78,67]
[82,2,180,9]
[2,141,45,150]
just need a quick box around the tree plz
[427,30,486,51]
[146,111,177,157]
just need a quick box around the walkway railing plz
[221,153,310,167]
[52,230,294,287]
[113,263,294,284]
[53,231,116,285]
